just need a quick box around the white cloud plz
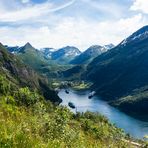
[81,0,124,18]
[0,0,147,51]
[130,0,148,14]
[0,14,147,51]
[0,0,76,22]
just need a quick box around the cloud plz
[0,0,76,22]
[0,14,147,51]
[130,0,148,14]
[81,0,124,19]
[0,0,147,51]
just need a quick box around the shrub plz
[14,87,40,106]
[0,76,10,95]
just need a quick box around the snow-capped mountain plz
[70,45,105,64]
[86,25,148,99]
[103,44,115,51]
[41,48,56,59]
[51,46,81,63]
[121,25,148,46]
[85,25,148,114]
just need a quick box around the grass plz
[0,99,134,148]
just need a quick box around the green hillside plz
[7,43,71,79]
[85,26,148,115]
[0,43,61,103]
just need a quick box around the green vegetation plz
[85,26,148,115]
[0,75,145,147]
[71,81,92,90]
[14,43,73,79]
[1,32,148,147]
[111,86,148,116]
[0,43,61,103]
[51,80,92,91]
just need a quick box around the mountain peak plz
[104,44,115,49]
[70,45,103,64]
[89,45,102,49]
[62,46,81,52]
[86,45,104,54]
[16,42,36,53]
[41,47,56,59]
[24,42,33,48]
[121,25,148,46]
[51,46,81,63]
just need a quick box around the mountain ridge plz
[84,25,148,115]
[70,44,114,65]
[70,45,104,65]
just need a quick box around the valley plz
[1,0,148,147]
[1,25,148,147]
[6,26,148,120]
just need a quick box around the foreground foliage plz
[0,76,146,148]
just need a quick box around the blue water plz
[58,89,148,139]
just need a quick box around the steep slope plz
[0,43,61,103]
[70,45,105,65]
[17,43,48,70]
[6,43,70,79]
[51,46,81,63]
[85,26,148,114]
[6,43,49,71]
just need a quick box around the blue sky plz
[0,0,148,50]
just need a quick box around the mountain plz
[51,46,81,63]
[6,42,38,54]
[0,45,140,147]
[103,44,115,52]
[85,26,148,115]
[120,25,148,46]
[18,42,35,53]
[14,43,49,71]
[5,45,20,53]
[6,43,73,79]
[0,42,61,103]
[41,47,56,59]
[6,43,53,74]
[70,45,105,65]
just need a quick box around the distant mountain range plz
[51,46,81,63]
[5,43,68,78]
[70,44,114,65]
[6,43,113,65]
[85,25,148,115]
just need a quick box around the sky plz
[0,0,148,51]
